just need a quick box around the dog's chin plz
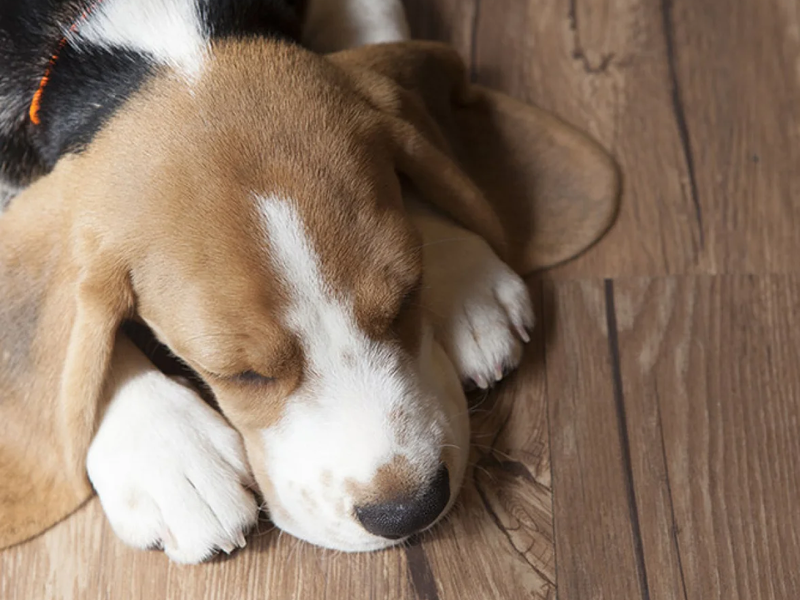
[275,522,407,553]
[268,481,465,553]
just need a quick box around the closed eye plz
[232,370,274,385]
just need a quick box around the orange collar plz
[29,1,104,125]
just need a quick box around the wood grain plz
[544,280,649,599]
[669,0,800,274]
[411,0,800,278]
[467,0,704,278]
[604,278,688,600]
[0,499,417,600]
[545,276,800,599]
[614,276,800,599]
[422,281,555,600]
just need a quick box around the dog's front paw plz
[87,373,258,564]
[422,236,535,390]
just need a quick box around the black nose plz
[355,465,450,539]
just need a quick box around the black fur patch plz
[0,0,78,188]
[0,0,304,194]
[31,44,155,169]
[202,0,305,40]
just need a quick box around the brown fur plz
[0,39,619,549]
[346,454,421,506]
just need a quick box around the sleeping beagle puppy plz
[0,0,535,562]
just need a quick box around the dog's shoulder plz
[0,0,304,197]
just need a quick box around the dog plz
[0,0,536,562]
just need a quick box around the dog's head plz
[106,41,485,549]
[1,38,501,550]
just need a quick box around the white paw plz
[421,236,535,390]
[87,372,258,564]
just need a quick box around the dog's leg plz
[302,0,410,53]
[407,195,536,390]
[86,334,258,564]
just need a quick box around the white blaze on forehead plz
[256,192,393,376]
[256,194,435,480]
[68,0,209,77]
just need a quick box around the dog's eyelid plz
[400,277,423,308]
[232,370,275,385]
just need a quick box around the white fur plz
[69,0,209,77]
[256,193,464,551]
[303,0,410,53]
[87,336,257,564]
[406,195,535,389]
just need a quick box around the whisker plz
[451,406,479,420]
[468,391,494,412]
[470,430,501,438]
[470,444,515,461]
[439,443,462,452]
[287,536,303,563]
[472,464,497,482]
[253,524,277,538]
[179,331,249,346]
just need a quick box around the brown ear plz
[0,180,133,549]
[329,41,620,274]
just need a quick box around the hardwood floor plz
[2,1,799,598]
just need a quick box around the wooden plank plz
[544,279,648,599]
[667,0,800,274]
[612,276,800,599]
[605,278,688,600]
[547,275,800,600]
[469,0,702,278]
[0,499,416,600]
[422,280,556,600]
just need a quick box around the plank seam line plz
[541,280,560,594]
[405,543,441,600]
[654,381,690,600]
[604,279,652,600]
[660,0,705,254]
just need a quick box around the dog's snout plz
[355,464,450,539]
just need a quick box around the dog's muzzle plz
[354,464,450,539]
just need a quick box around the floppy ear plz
[0,178,133,549]
[328,41,620,274]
